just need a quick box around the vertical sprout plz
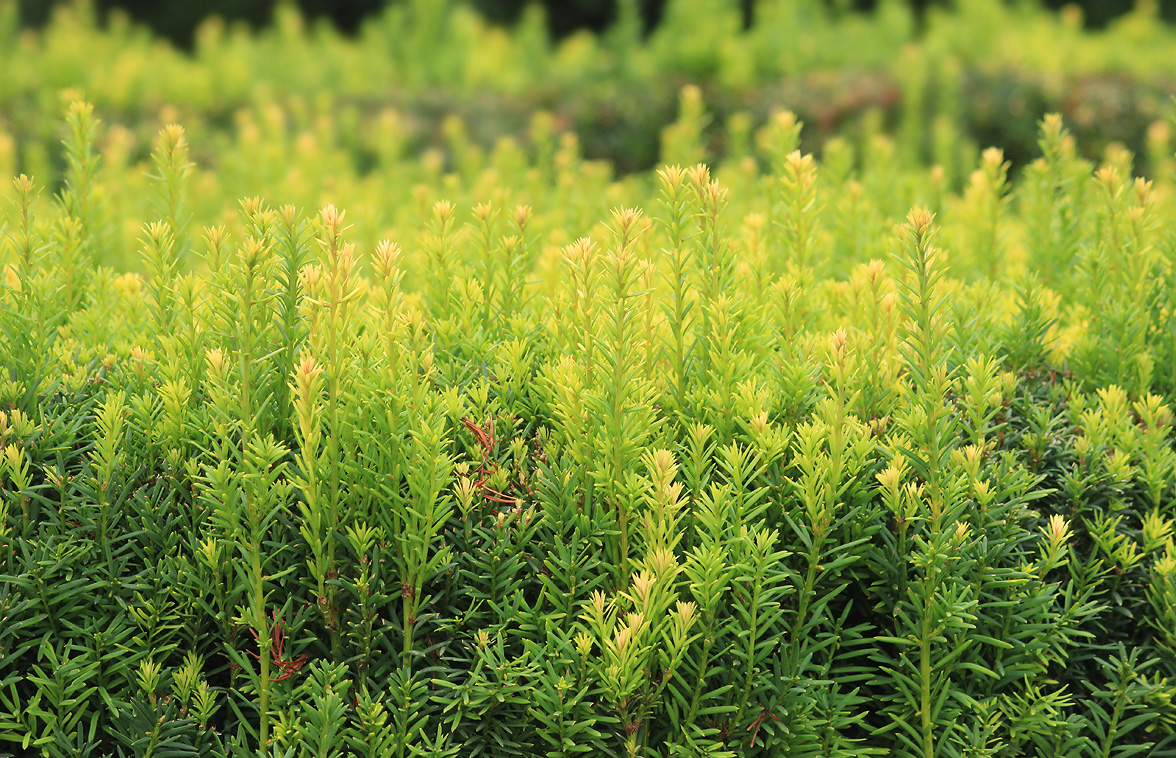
[473,201,499,327]
[301,204,362,657]
[758,110,803,179]
[88,391,126,571]
[657,165,694,417]
[3,436,32,542]
[1133,395,1176,512]
[976,147,1009,279]
[1148,544,1176,657]
[203,224,229,275]
[57,101,100,298]
[850,259,900,419]
[199,201,290,754]
[274,205,311,444]
[693,166,733,302]
[677,484,732,750]
[1022,114,1086,293]
[958,354,1005,449]
[241,437,291,757]
[4,175,57,395]
[731,527,790,745]
[780,150,820,278]
[141,220,179,339]
[581,545,695,753]
[740,212,769,309]
[388,404,453,758]
[502,204,533,326]
[877,456,914,599]
[759,110,803,264]
[567,236,601,390]
[234,202,279,440]
[372,239,407,366]
[422,200,457,322]
[292,353,330,642]
[0,414,9,556]
[591,208,660,585]
[343,523,385,686]
[1073,162,1161,394]
[689,166,732,388]
[894,207,955,520]
[150,124,192,261]
[883,215,984,758]
[895,210,949,378]
[640,259,657,380]
[701,294,743,442]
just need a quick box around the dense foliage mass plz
[4,2,1176,758]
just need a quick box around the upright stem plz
[251,534,271,754]
[326,308,342,657]
[920,611,934,758]
[791,534,825,665]
[401,592,415,670]
[1099,676,1130,758]
[734,567,763,728]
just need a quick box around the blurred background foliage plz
[18,0,1176,46]
[7,0,1176,181]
